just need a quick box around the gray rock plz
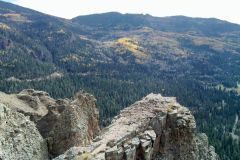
[105,146,119,160]
[54,93,219,160]
[0,103,48,160]
[38,89,99,157]
[0,89,99,158]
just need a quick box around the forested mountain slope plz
[1,1,240,159]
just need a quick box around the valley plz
[0,1,240,159]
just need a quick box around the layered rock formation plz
[55,93,219,160]
[0,103,48,160]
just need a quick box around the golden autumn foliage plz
[0,50,7,55]
[61,57,69,62]
[135,59,143,64]
[57,29,65,34]
[1,13,21,17]
[79,35,89,41]
[61,54,79,62]
[72,54,79,62]
[0,22,10,29]
[0,60,14,67]
[137,26,153,33]
[115,37,146,57]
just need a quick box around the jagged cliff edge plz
[0,89,219,160]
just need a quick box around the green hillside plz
[1,1,240,159]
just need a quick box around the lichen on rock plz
[0,103,48,160]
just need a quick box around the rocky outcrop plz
[0,89,218,160]
[16,89,55,122]
[0,103,48,160]
[54,93,219,160]
[0,89,52,122]
[38,89,99,157]
[0,89,99,158]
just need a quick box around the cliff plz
[55,93,219,160]
[37,89,99,157]
[0,89,99,159]
[0,90,218,160]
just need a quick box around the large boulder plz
[0,103,48,160]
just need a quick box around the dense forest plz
[1,1,240,159]
[1,64,240,159]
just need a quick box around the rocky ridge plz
[0,89,218,160]
[0,89,99,159]
[55,93,219,160]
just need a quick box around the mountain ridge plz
[72,11,240,36]
[1,1,240,159]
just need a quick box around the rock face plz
[38,89,99,157]
[0,90,218,160]
[0,89,99,158]
[0,103,48,160]
[55,93,219,160]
